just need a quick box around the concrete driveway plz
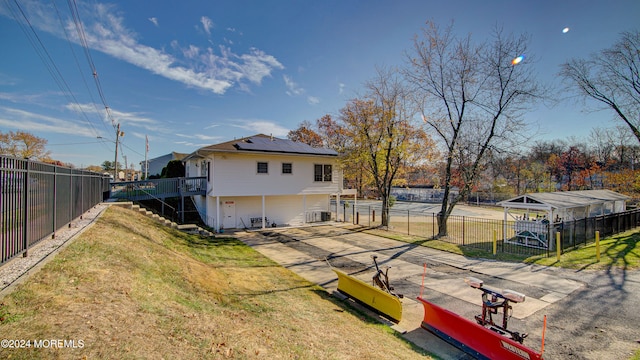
[234,223,640,360]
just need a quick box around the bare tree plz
[404,22,542,236]
[560,30,640,143]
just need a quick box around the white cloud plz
[183,45,200,59]
[65,103,155,126]
[229,120,290,137]
[0,91,53,103]
[0,106,97,137]
[201,16,213,35]
[339,83,345,94]
[175,133,221,141]
[283,75,304,96]
[148,17,158,27]
[63,102,171,135]
[174,140,210,147]
[307,96,320,105]
[11,1,283,95]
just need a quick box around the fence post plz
[432,213,435,238]
[556,232,561,261]
[80,172,84,219]
[22,159,30,257]
[52,166,57,239]
[595,231,601,262]
[69,169,73,227]
[462,216,465,246]
[407,209,410,235]
[343,203,347,222]
[493,229,497,255]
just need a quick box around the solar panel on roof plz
[233,136,337,155]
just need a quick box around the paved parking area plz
[233,223,582,359]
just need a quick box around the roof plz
[184,134,338,160]
[498,190,630,210]
[143,152,187,163]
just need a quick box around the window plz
[257,162,268,174]
[314,164,323,181]
[324,164,332,181]
[282,163,292,174]
[314,164,332,182]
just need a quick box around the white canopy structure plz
[498,190,629,222]
[497,190,629,249]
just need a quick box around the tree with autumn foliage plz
[317,114,374,195]
[339,67,434,227]
[287,120,324,147]
[404,22,543,236]
[0,130,50,161]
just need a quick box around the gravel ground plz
[0,203,109,297]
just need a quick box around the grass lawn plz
[362,226,640,271]
[525,230,640,270]
[0,206,432,359]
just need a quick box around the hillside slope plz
[0,206,431,359]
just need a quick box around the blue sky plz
[1,1,639,168]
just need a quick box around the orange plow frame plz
[417,297,543,360]
[332,268,402,322]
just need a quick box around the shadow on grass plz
[604,232,640,271]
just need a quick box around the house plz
[140,152,188,178]
[182,134,354,231]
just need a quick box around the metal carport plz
[497,190,629,249]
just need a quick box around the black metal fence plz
[348,203,640,257]
[1,156,111,265]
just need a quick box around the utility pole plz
[114,123,123,181]
[124,155,128,181]
[145,135,149,180]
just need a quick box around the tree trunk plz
[381,195,390,227]
[437,187,450,237]
[437,211,448,238]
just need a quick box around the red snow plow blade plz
[417,297,543,360]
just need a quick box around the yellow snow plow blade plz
[332,268,402,322]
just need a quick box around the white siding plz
[191,150,342,230]
[206,194,329,228]
[210,153,340,196]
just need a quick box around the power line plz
[5,0,103,139]
[47,140,105,146]
[67,0,118,130]
[52,0,111,137]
